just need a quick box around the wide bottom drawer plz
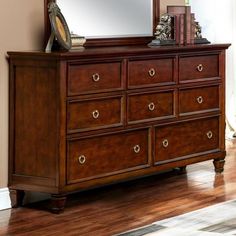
[67,129,150,184]
[155,117,219,164]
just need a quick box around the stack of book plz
[167,6,195,45]
[70,33,86,50]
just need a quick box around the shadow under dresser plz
[8,43,230,213]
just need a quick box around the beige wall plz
[0,0,44,188]
[0,0,185,189]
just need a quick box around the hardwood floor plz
[1,139,236,236]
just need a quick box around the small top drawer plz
[68,62,122,95]
[179,85,219,116]
[67,96,123,133]
[67,129,150,183]
[128,58,175,88]
[179,55,219,82]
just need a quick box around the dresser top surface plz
[8,43,230,60]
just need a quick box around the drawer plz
[128,58,175,88]
[67,129,150,183]
[179,55,219,82]
[67,96,123,132]
[68,62,122,95]
[128,91,174,123]
[155,117,219,164]
[179,86,219,116]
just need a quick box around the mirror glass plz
[57,0,153,38]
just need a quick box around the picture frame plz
[45,2,71,52]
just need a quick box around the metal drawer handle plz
[148,68,156,77]
[207,131,213,139]
[197,96,204,104]
[77,155,86,164]
[92,110,100,119]
[133,145,141,154]
[197,64,204,72]
[92,73,100,82]
[148,102,155,111]
[163,139,169,148]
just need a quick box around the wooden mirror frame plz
[44,0,160,47]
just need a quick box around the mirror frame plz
[44,0,160,47]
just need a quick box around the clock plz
[46,2,71,52]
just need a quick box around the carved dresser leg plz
[213,158,225,173]
[9,189,25,208]
[51,195,67,214]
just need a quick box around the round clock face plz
[55,16,67,42]
[48,3,72,50]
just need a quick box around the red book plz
[191,13,196,44]
[185,6,191,44]
[174,15,180,44]
[179,14,185,45]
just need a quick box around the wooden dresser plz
[8,44,230,212]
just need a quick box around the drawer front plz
[179,86,219,115]
[128,58,174,88]
[179,55,219,82]
[128,91,174,123]
[155,117,219,164]
[67,129,150,183]
[68,62,122,95]
[67,96,123,132]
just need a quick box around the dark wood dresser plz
[8,44,230,212]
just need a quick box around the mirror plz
[57,0,153,38]
[44,0,160,46]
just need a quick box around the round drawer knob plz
[148,68,156,77]
[77,155,86,164]
[162,139,169,148]
[197,96,204,104]
[92,73,100,82]
[207,131,213,139]
[133,145,141,154]
[197,64,204,72]
[148,102,155,111]
[92,110,100,119]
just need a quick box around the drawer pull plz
[133,145,141,153]
[92,73,100,82]
[207,131,213,139]
[162,139,169,148]
[197,64,204,72]
[77,155,86,164]
[148,68,156,77]
[92,110,100,119]
[148,102,155,111]
[196,96,204,104]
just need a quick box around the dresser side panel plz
[10,59,59,183]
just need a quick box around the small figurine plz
[195,21,202,39]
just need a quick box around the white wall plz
[190,0,236,133]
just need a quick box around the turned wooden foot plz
[51,195,67,214]
[9,189,25,208]
[213,158,225,173]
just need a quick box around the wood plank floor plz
[1,139,236,236]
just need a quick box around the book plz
[191,13,196,44]
[70,33,86,47]
[167,5,194,45]
[179,14,185,45]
